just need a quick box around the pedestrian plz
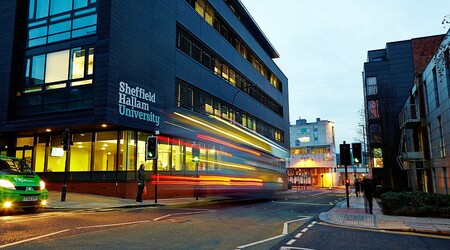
[136,164,145,204]
[354,178,361,197]
[362,177,374,214]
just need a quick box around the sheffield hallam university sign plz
[118,81,160,126]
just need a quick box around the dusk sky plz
[241,0,450,149]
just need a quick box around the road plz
[1,190,449,249]
[274,221,450,250]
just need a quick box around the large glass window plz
[47,135,66,172]
[29,55,46,86]
[118,131,136,171]
[366,77,377,95]
[46,50,70,83]
[368,100,379,119]
[93,131,118,171]
[28,0,97,47]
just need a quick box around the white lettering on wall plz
[118,81,160,126]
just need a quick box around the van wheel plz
[23,207,39,213]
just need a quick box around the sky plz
[240,0,450,149]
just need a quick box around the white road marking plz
[235,234,285,249]
[311,221,317,224]
[286,239,296,245]
[0,229,70,249]
[283,216,312,235]
[301,228,308,233]
[307,224,314,228]
[153,210,215,221]
[295,233,303,238]
[276,201,332,206]
[280,247,316,250]
[76,220,153,229]
[237,216,312,249]
[4,212,66,224]
[329,202,333,205]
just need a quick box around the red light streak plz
[151,174,263,187]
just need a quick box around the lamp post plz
[231,82,256,106]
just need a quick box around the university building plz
[0,0,290,198]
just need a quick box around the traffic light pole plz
[153,159,157,204]
[344,163,349,208]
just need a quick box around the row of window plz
[176,79,284,142]
[291,147,331,155]
[15,46,95,116]
[177,24,283,117]
[2,130,279,176]
[24,46,94,91]
[28,0,97,47]
[184,0,282,92]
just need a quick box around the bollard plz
[61,184,67,202]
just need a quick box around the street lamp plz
[231,82,256,106]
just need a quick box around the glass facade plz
[28,0,97,47]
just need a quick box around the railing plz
[399,104,421,129]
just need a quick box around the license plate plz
[23,197,38,201]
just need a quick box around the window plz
[184,0,282,92]
[433,67,439,108]
[93,131,118,171]
[45,50,70,83]
[28,0,97,47]
[299,137,310,143]
[368,100,379,119]
[438,116,445,158]
[366,77,377,95]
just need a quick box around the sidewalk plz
[46,191,218,209]
[319,194,450,236]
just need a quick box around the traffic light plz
[61,128,73,151]
[192,146,200,162]
[339,143,351,166]
[146,136,158,160]
[346,178,350,187]
[352,143,362,164]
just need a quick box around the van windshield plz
[0,158,34,175]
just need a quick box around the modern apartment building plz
[288,118,337,187]
[399,31,450,194]
[363,35,445,191]
[0,0,290,198]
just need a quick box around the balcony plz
[399,104,421,129]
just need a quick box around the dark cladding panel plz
[0,0,17,131]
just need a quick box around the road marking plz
[283,216,312,234]
[237,216,312,249]
[307,224,314,228]
[295,233,303,238]
[280,247,315,250]
[311,221,317,224]
[329,202,333,205]
[301,228,308,233]
[4,212,67,224]
[286,239,296,245]
[235,234,285,249]
[153,210,215,221]
[276,201,332,206]
[0,229,70,249]
[76,220,153,229]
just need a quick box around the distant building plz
[288,118,337,187]
[363,34,445,191]
[399,30,450,194]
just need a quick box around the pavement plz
[45,189,450,236]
